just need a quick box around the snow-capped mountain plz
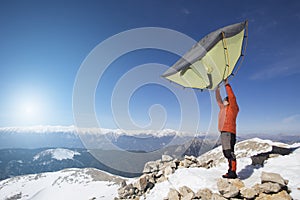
[33,148,80,161]
[0,168,127,200]
[0,147,140,181]
[0,138,299,200]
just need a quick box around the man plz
[216,79,239,179]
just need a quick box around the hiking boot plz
[222,171,237,179]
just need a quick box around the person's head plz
[223,96,229,106]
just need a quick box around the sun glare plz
[16,98,44,125]
[24,104,36,116]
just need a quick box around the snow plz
[0,168,125,200]
[144,141,300,200]
[33,148,80,161]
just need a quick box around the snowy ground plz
[0,168,128,200]
[144,146,300,200]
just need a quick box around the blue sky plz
[0,0,300,134]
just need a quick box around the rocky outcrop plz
[163,171,292,200]
[117,139,296,199]
[117,153,293,199]
[118,154,178,199]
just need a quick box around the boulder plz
[162,155,173,162]
[217,178,240,198]
[178,186,195,200]
[271,190,292,200]
[261,171,287,186]
[256,190,292,200]
[166,188,180,200]
[133,175,148,192]
[143,161,159,173]
[195,188,213,200]
[240,187,258,199]
[259,182,281,194]
[229,178,245,190]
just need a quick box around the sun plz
[24,104,36,116]
[11,88,50,125]
[18,100,42,124]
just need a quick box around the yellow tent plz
[162,21,248,90]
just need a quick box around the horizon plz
[1,1,300,135]
[0,124,299,136]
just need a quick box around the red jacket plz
[216,84,239,134]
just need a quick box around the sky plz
[0,0,300,134]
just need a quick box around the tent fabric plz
[162,21,247,90]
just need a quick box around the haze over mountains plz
[0,126,299,181]
[1,126,298,149]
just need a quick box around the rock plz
[156,175,167,183]
[162,155,173,162]
[255,192,270,200]
[252,183,261,194]
[190,163,198,168]
[197,159,214,169]
[271,190,292,200]
[182,159,192,168]
[143,161,159,173]
[259,182,281,194]
[195,188,212,200]
[184,155,198,162]
[133,175,148,192]
[164,165,174,176]
[229,178,245,190]
[171,160,178,168]
[240,187,258,199]
[120,180,127,188]
[146,182,155,191]
[268,153,280,158]
[148,174,156,184]
[118,183,135,199]
[178,186,195,200]
[261,171,286,186]
[156,170,163,178]
[251,154,269,166]
[166,188,180,200]
[217,178,240,198]
[256,190,292,200]
[173,159,180,168]
[211,193,227,200]
[181,194,194,200]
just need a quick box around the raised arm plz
[225,83,238,110]
[215,87,223,108]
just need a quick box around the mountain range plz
[0,126,299,180]
[0,138,299,200]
